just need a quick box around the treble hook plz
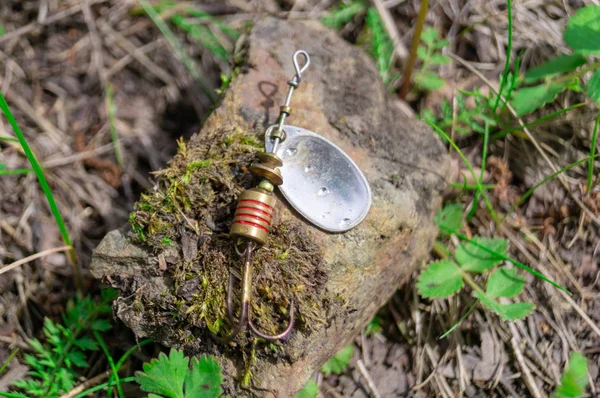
[224,241,294,341]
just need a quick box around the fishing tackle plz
[225,50,371,341]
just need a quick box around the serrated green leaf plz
[456,237,508,273]
[295,379,319,398]
[430,54,451,65]
[321,345,354,375]
[417,45,427,60]
[551,352,589,398]
[414,71,445,90]
[435,203,463,235]
[511,82,569,117]
[417,260,463,298]
[585,69,600,105]
[136,350,188,398]
[185,355,223,398]
[66,350,88,368]
[74,336,98,351]
[421,27,438,46]
[486,267,525,298]
[524,54,587,83]
[91,319,112,332]
[564,5,600,55]
[475,292,535,320]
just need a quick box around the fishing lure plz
[225,50,372,341]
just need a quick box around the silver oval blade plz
[266,125,371,232]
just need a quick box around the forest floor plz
[0,0,599,397]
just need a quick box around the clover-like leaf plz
[136,350,189,398]
[524,54,587,83]
[417,260,464,298]
[321,345,354,375]
[435,203,463,236]
[455,237,508,273]
[511,82,569,117]
[185,355,223,398]
[585,69,600,105]
[486,267,525,299]
[564,5,600,55]
[295,379,319,398]
[475,292,535,321]
[551,352,589,398]
[421,27,439,46]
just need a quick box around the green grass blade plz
[493,103,586,140]
[105,84,124,170]
[0,92,81,290]
[0,349,18,375]
[426,120,498,222]
[507,154,600,217]
[0,168,33,176]
[0,135,19,143]
[138,0,218,102]
[73,376,136,398]
[469,120,491,220]
[492,0,512,113]
[94,330,123,398]
[587,114,599,192]
[439,300,478,339]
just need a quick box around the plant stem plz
[399,0,429,99]
[588,114,600,193]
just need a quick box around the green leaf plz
[90,319,112,332]
[74,336,98,351]
[435,203,463,235]
[475,292,535,321]
[524,54,587,83]
[321,345,354,375]
[414,71,445,90]
[455,237,508,273]
[417,45,427,60]
[511,82,569,117]
[486,267,525,298]
[295,379,319,398]
[136,350,189,398]
[430,54,451,65]
[551,352,589,398]
[585,69,600,105]
[321,1,366,30]
[564,5,600,55]
[421,27,438,46]
[185,355,223,398]
[365,316,383,336]
[417,260,463,298]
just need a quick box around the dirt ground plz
[0,0,599,397]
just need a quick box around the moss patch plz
[128,126,333,352]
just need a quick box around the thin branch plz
[0,246,72,276]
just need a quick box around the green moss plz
[127,125,336,379]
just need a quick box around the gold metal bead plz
[280,105,291,115]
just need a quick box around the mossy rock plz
[91,17,449,396]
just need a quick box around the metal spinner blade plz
[266,125,372,232]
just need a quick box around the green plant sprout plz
[321,0,366,30]
[9,292,115,397]
[418,203,569,325]
[551,352,589,398]
[135,349,224,398]
[511,5,600,116]
[413,28,450,90]
[295,344,355,398]
[365,8,397,86]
